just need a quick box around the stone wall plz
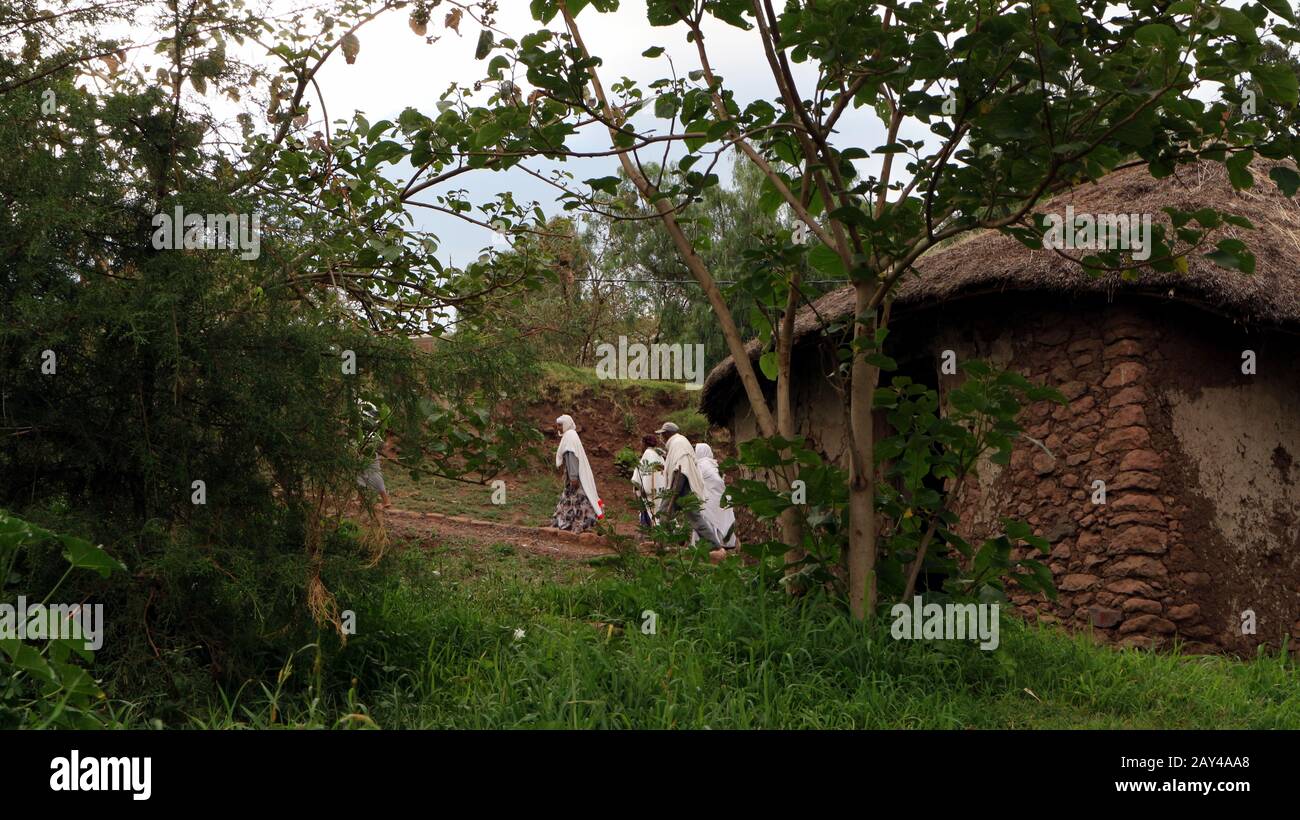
[727,294,1300,655]
[935,297,1300,655]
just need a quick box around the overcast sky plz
[297,1,891,266]
[97,0,888,267]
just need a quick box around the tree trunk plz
[846,281,878,619]
[776,277,804,564]
[559,2,778,441]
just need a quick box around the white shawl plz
[631,447,666,501]
[694,443,737,547]
[555,415,603,519]
[662,432,706,502]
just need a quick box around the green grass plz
[154,539,1300,729]
[663,407,709,438]
[384,469,558,526]
[537,361,696,404]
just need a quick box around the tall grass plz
[136,540,1299,729]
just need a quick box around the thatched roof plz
[700,159,1300,424]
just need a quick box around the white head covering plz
[555,415,603,518]
[694,442,717,467]
[693,442,737,547]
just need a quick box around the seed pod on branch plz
[340,32,360,65]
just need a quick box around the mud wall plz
[727,294,1300,654]
[938,297,1299,654]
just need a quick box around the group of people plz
[551,414,737,557]
[352,407,738,557]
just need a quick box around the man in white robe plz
[694,443,738,548]
[654,422,726,555]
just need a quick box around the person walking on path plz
[655,422,727,558]
[694,442,738,549]
[551,414,603,533]
[631,433,666,528]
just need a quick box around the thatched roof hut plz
[701,160,1300,656]
[701,160,1300,425]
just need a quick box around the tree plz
[580,157,843,367]
[0,1,552,672]
[471,0,1298,617]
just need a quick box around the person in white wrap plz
[654,422,727,555]
[694,442,738,548]
[551,414,603,532]
[630,434,666,528]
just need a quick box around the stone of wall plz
[939,304,1182,648]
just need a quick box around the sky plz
[96,0,891,268]
[300,0,891,266]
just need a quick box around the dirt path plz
[384,506,631,561]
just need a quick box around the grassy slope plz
[182,537,1299,730]
[148,364,1298,729]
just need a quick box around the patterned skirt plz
[552,485,599,533]
[357,456,386,494]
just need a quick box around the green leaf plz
[0,640,57,683]
[1270,165,1300,196]
[1214,8,1260,41]
[1205,239,1257,274]
[60,536,126,578]
[864,353,897,371]
[1051,0,1084,23]
[1259,0,1298,24]
[1253,63,1299,106]
[584,175,621,194]
[758,350,779,381]
[807,243,846,277]
[1226,150,1255,190]
[654,93,678,120]
[1133,24,1179,49]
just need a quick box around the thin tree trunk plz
[847,281,878,619]
[776,275,804,564]
[558,2,778,440]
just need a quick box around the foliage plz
[872,359,1067,602]
[613,446,641,479]
[0,511,127,729]
[458,0,1300,616]
[0,1,546,692]
[147,541,1300,729]
[726,358,1066,609]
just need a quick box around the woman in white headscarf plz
[630,434,666,528]
[552,414,603,532]
[694,443,738,548]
